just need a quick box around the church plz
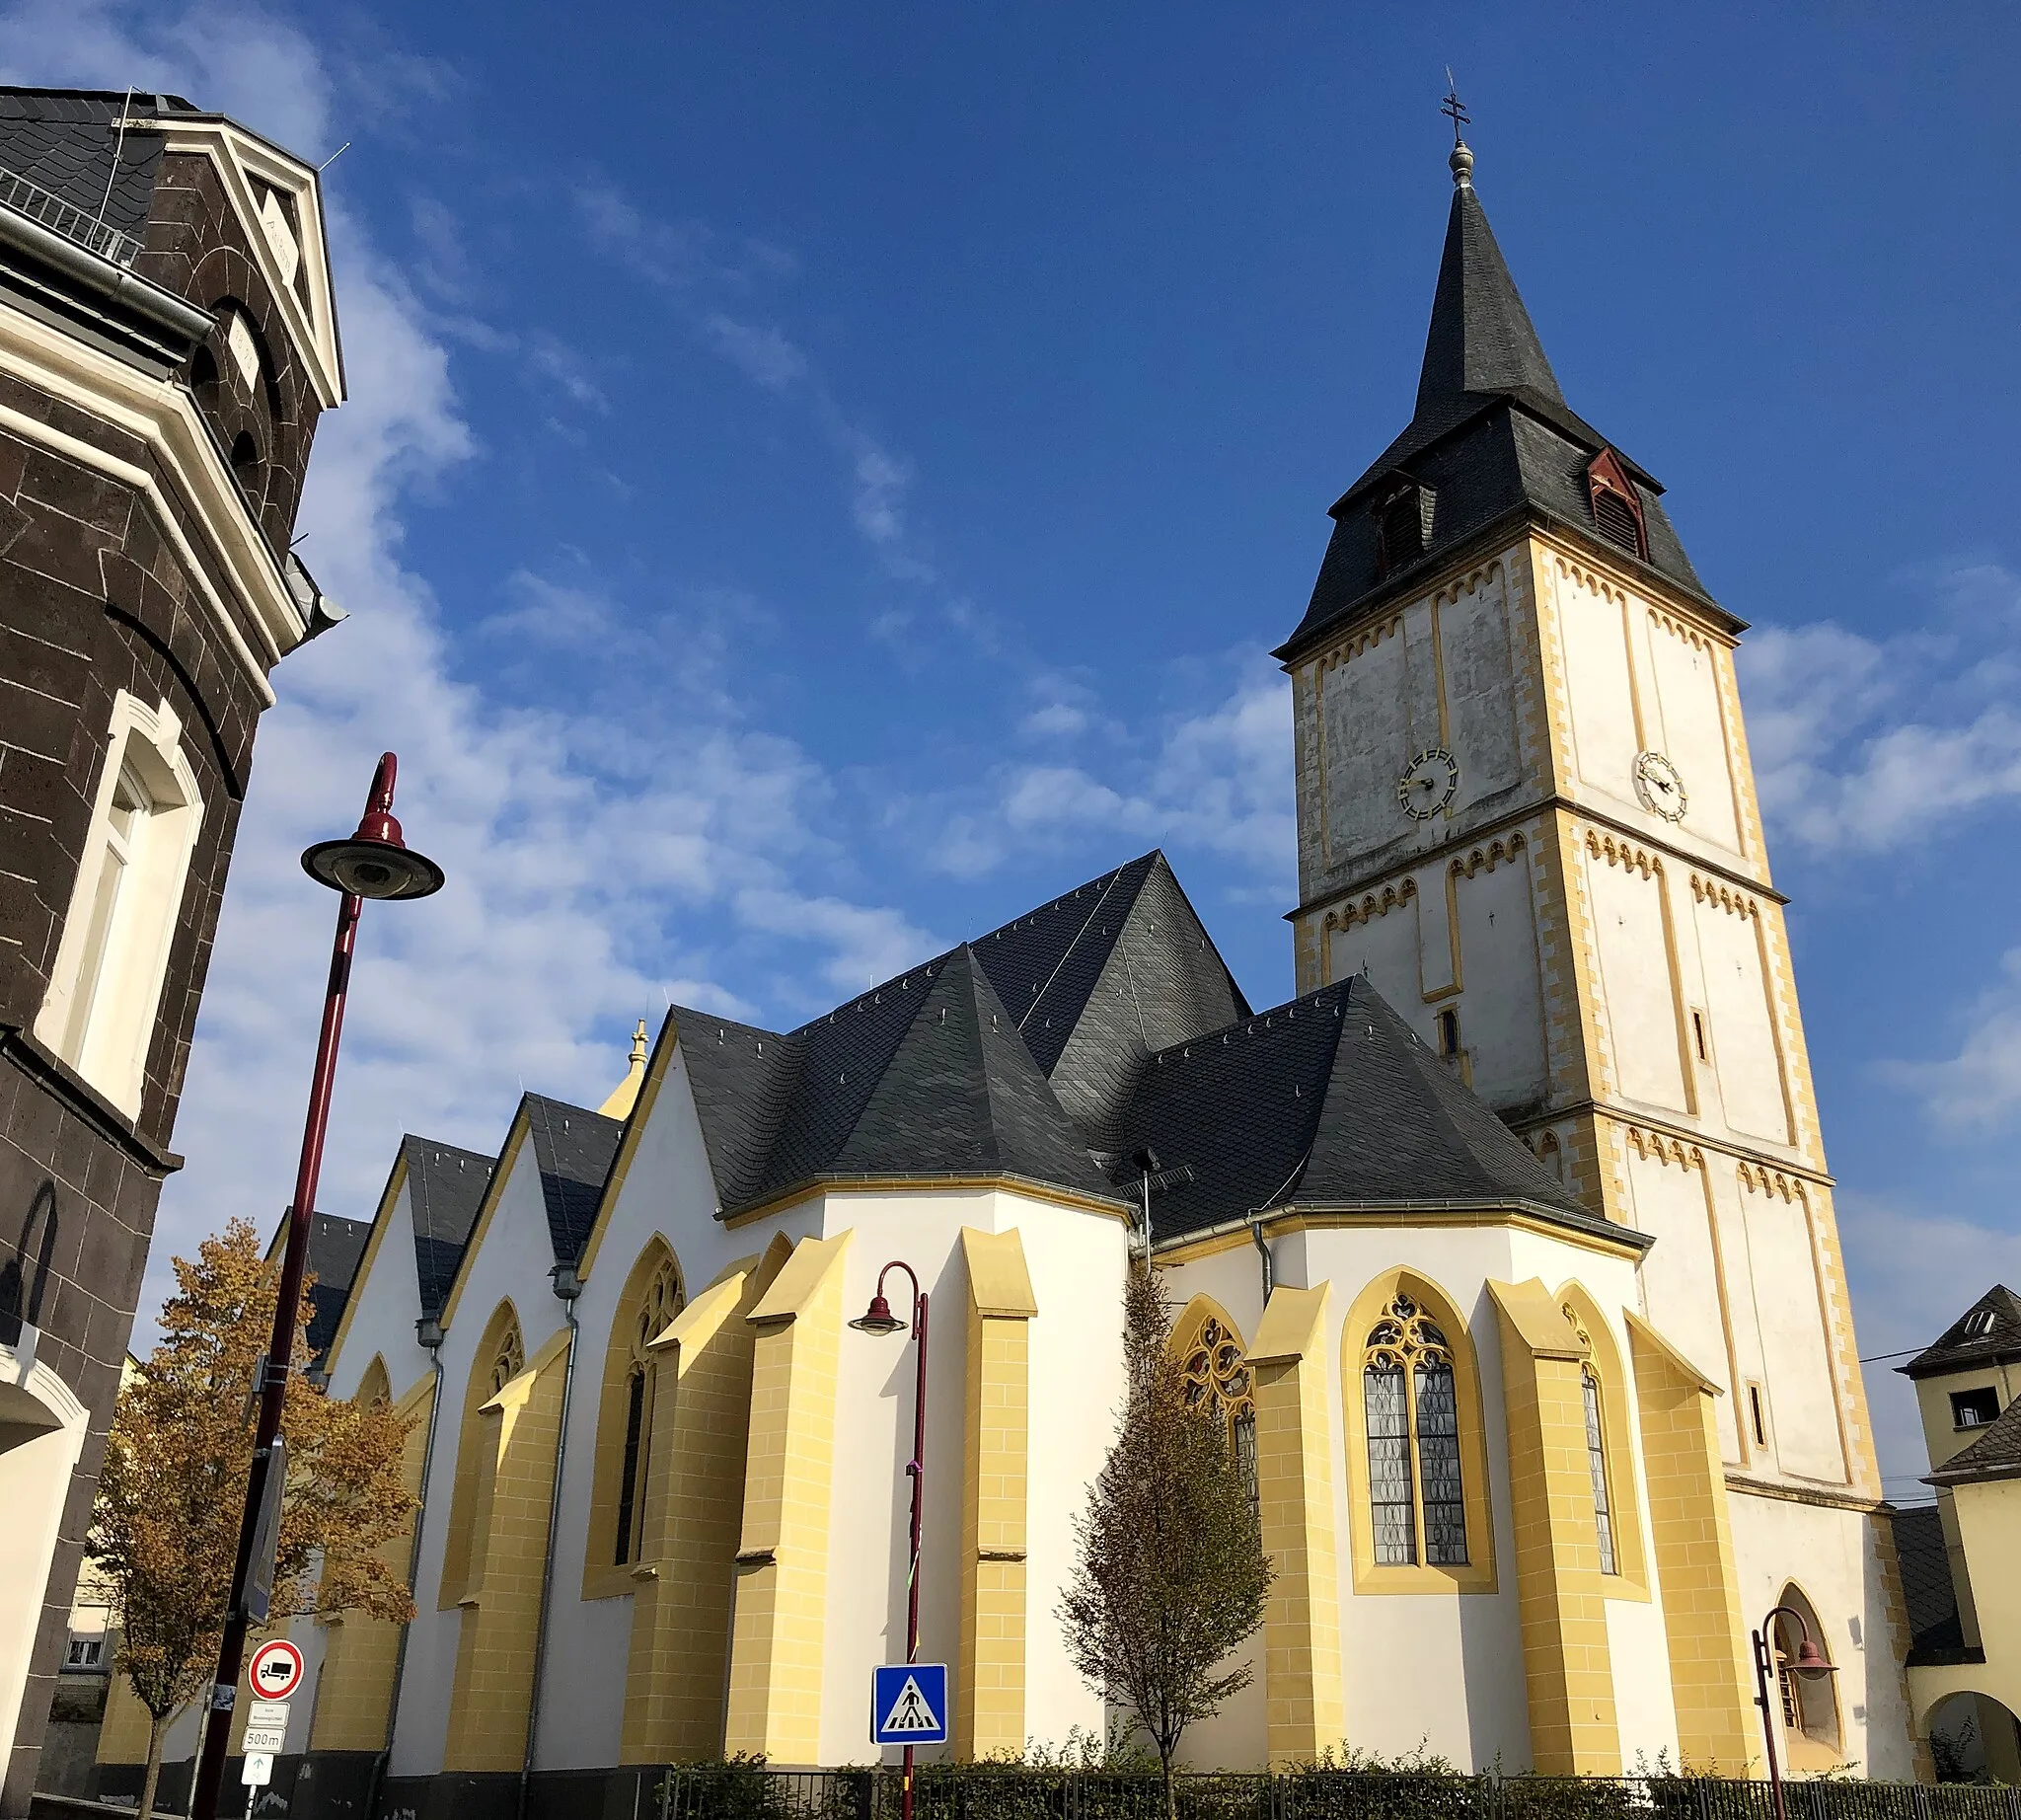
[99,130,1921,1805]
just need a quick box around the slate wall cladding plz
[0,138,322,1811]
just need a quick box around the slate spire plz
[1414,136,1565,417]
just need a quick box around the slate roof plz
[673,850,1633,1251]
[0,89,181,239]
[524,1097,625,1265]
[1901,1285,2021,1381]
[1890,1505,1973,1664]
[302,1212,369,1365]
[403,1136,496,1321]
[1277,154,1712,664]
[1927,1393,2021,1487]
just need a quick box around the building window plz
[438,1302,525,1610]
[1375,480,1433,578]
[1177,1303,1258,1513]
[1772,1589,1841,1757]
[1582,1366,1617,1575]
[64,1637,103,1669]
[1361,1295,1467,1566]
[1587,448,1647,561]
[1952,1386,2001,1429]
[35,694,204,1117]
[1963,1307,1998,1340]
[1437,1008,1460,1057]
[613,1253,682,1566]
[1690,1009,1709,1063]
[1748,1382,1769,1450]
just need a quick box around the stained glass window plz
[1362,1294,1468,1568]
[1179,1312,1258,1512]
[1583,1366,1616,1575]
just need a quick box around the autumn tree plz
[90,1218,416,1819]
[1059,1263,1273,1817]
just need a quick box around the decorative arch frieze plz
[1624,1125,1703,1171]
[1649,607,1714,653]
[1585,828,1664,878]
[1689,873,1760,919]
[1737,1161,1807,1203]
[1553,552,1633,609]
[1316,615,1404,673]
[1452,830,1528,879]
[1432,557,1505,610]
[1324,875,1417,934]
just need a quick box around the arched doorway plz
[1926,1691,2021,1784]
[0,1349,90,1772]
[1770,1586,1842,1771]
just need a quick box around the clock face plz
[1397,748,1460,820]
[1633,750,1687,821]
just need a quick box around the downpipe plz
[364,1321,446,1818]
[518,1261,582,1820]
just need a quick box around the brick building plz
[0,86,343,1813]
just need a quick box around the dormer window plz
[1587,448,1646,561]
[1376,479,1434,577]
[1964,1307,1998,1340]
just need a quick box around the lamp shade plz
[301,753,445,901]
[850,1293,907,1335]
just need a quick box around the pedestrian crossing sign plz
[870,1662,949,1745]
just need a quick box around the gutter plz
[365,1318,446,1813]
[1156,1196,1654,1258]
[519,1261,582,1820]
[0,200,212,346]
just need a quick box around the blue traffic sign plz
[870,1663,949,1746]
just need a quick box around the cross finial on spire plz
[1442,70,1474,189]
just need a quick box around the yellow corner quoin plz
[1246,1283,1346,1767]
[723,1230,855,1765]
[957,1227,1036,1759]
[619,1239,790,1764]
[309,1369,437,1752]
[441,1327,572,1774]
[1487,1279,1620,1777]
[1625,1311,1757,1773]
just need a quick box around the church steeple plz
[1414,138,1566,417]
[1276,133,1714,663]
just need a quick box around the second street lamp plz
[189,753,442,1820]
[851,1261,928,1820]
[1750,1603,1839,1820]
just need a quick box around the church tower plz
[1277,130,1902,1712]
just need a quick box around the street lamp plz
[850,1261,928,1820]
[190,753,442,1820]
[1751,1603,1839,1820]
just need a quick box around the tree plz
[1060,1263,1273,1816]
[90,1219,416,1819]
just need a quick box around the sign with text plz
[870,1663,948,1746]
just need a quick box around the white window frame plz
[34,693,204,1118]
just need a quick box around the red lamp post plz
[850,1261,929,1820]
[1750,1603,1839,1820]
[189,754,443,1820]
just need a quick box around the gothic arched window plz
[614,1253,682,1565]
[1175,1301,1258,1513]
[1581,1365,1616,1575]
[1361,1294,1466,1566]
[438,1302,524,1609]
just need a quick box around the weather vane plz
[1441,69,1469,143]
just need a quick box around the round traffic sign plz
[247,1639,304,1703]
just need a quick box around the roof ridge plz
[1017,863,1142,1033]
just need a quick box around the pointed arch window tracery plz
[614,1253,682,1566]
[1362,1294,1466,1566]
[1178,1309,1258,1512]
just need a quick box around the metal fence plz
[0,163,145,266]
[653,1772,2021,1820]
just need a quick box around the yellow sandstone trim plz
[621,1235,791,1763]
[310,1371,436,1751]
[1488,1278,1620,1776]
[1247,1284,1345,1766]
[723,1231,854,1764]
[1625,1312,1756,1774]
[441,1327,572,1774]
[958,1228,1036,1760]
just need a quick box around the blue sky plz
[5,2,2018,1489]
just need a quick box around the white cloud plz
[700,312,806,393]
[1841,1193,2021,1492]
[1738,564,2021,853]
[1876,947,2021,1130]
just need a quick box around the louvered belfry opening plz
[1376,482,1432,577]
[1586,448,1646,561]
